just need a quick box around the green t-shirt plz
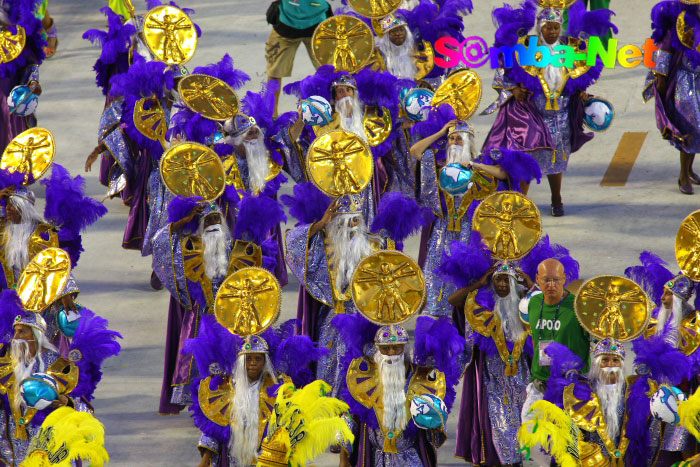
[528,291,590,382]
[279,0,329,31]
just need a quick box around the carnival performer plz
[334,313,465,466]
[410,109,540,317]
[0,289,120,466]
[645,1,700,194]
[0,0,46,154]
[153,194,285,414]
[184,317,326,467]
[481,0,616,216]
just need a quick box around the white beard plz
[3,220,36,273]
[336,96,368,142]
[200,222,230,282]
[656,295,685,347]
[595,367,625,441]
[446,142,474,167]
[538,32,564,93]
[230,355,262,466]
[327,215,372,292]
[374,352,408,433]
[378,31,418,80]
[494,278,526,342]
[10,339,38,410]
[242,137,270,193]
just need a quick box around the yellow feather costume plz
[517,400,581,467]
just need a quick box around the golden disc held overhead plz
[351,250,425,325]
[347,0,401,18]
[178,74,239,121]
[214,267,281,336]
[575,275,650,342]
[0,25,26,64]
[473,191,541,261]
[17,248,72,313]
[307,129,373,197]
[431,69,482,121]
[133,97,167,146]
[676,210,700,281]
[160,142,226,201]
[143,5,197,65]
[1,128,55,183]
[312,16,374,73]
[363,107,392,147]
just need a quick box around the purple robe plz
[121,147,151,251]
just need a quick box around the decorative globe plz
[300,95,332,126]
[20,373,59,410]
[8,86,39,117]
[439,163,473,195]
[410,394,447,430]
[583,98,614,132]
[57,303,83,338]
[650,385,687,425]
[402,88,434,122]
[519,289,542,323]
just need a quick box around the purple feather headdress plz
[82,7,137,95]
[370,191,433,247]
[565,1,618,39]
[183,315,242,378]
[519,235,580,286]
[41,164,108,266]
[354,68,401,111]
[410,104,455,163]
[0,168,25,193]
[542,342,589,408]
[650,0,700,68]
[492,0,537,48]
[167,105,218,144]
[626,376,654,467]
[0,0,46,79]
[69,308,122,401]
[632,334,691,385]
[624,251,674,305]
[0,290,24,344]
[233,193,287,246]
[240,80,288,166]
[434,231,492,290]
[284,65,342,103]
[167,195,203,233]
[192,54,250,90]
[280,182,332,225]
[481,147,542,188]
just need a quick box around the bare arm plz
[308,199,339,238]
[409,119,458,161]
[447,267,495,308]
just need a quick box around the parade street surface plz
[36,0,688,464]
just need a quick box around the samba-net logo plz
[434,36,661,70]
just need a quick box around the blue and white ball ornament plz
[8,86,39,117]
[439,163,473,195]
[650,385,687,425]
[583,98,614,132]
[402,88,434,122]
[57,303,83,338]
[21,373,59,410]
[410,394,447,430]
[300,95,333,126]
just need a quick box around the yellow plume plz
[517,400,580,467]
[21,407,109,467]
[679,387,700,441]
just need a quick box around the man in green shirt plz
[520,258,590,466]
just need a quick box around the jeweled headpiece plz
[591,337,625,360]
[239,335,269,355]
[334,193,363,214]
[666,274,694,302]
[229,113,258,138]
[447,120,475,137]
[377,13,407,36]
[331,74,358,91]
[375,324,409,345]
[537,7,564,24]
[493,260,518,279]
[14,311,47,335]
[10,186,36,205]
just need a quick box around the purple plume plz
[624,251,674,305]
[183,315,242,378]
[0,168,25,192]
[189,376,231,443]
[626,376,654,466]
[167,196,202,233]
[283,65,342,102]
[519,235,580,286]
[482,147,542,187]
[274,334,328,387]
[371,191,433,245]
[193,54,250,90]
[0,290,24,344]
[280,182,332,225]
[566,1,618,39]
[434,232,492,289]
[632,335,691,385]
[233,193,287,245]
[411,104,455,163]
[0,0,46,80]
[542,342,587,408]
[331,313,379,360]
[167,105,218,144]
[354,68,401,111]
[492,0,537,47]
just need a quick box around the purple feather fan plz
[260,237,279,272]
[233,193,287,245]
[283,65,341,103]
[0,0,46,80]
[482,147,542,187]
[370,191,433,246]
[167,196,203,233]
[411,104,456,162]
[624,251,674,306]
[193,54,250,90]
[492,0,537,48]
[332,313,380,360]
[632,335,691,385]
[0,290,24,344]
[626,376,654,467]
[280,182,332,225]
[354,68,401,111]
[433,0,473,14]
[272,323,329,387]
[183,315,242,378]
[0,168,25,192]
[542,342,589,408]
[401,0,466,54]
[167,105,218,144]
[434,231,492,290]
[519,235,580,286]
[566,1,618,39]
[69,308,122,401]
[241,82,293,166]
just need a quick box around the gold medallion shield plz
[307,130,373,197]
[133,97,167,146]
[160,142,226,201]
[143,5,197,65]
[473,191,541,260]
[178,74,239,121]
[676,210,700,280]
[351,250,425,325]
[575,275,650,342]
[312,16,374,73]
[1,128,55,183]
[363,107,392,147]
[431,70,482,121]
[214,267,281,336]
[0,25,26,64]
[347,0,401,18]
[18,248,71,313]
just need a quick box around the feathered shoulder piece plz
[41,164,108,266]
[434,231,492,290]
[183,315,242,378]
[192,54,250,90]
[68,308,122,401]
[280,182,332,226]
[284,65,342,103]
[0,168,25,193]
[491,0,537,48]
[410,103,455,162]
[565,1,618,40]
[166,105,218,145]
[519,235,580,287]
[332,313,380,361]
[166,195,202,234]
[0,0,46,80]
[354,68,401,111]
[22,407,109,467]
[481,147,542,188]
[651,1,693,44]
[542,342,591,408]
[82,7,137,95]
[370,191,433,248]
[624,251,674,305]
[633,334,691,386]
[0,290,25,345]
[233,192,287,246]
